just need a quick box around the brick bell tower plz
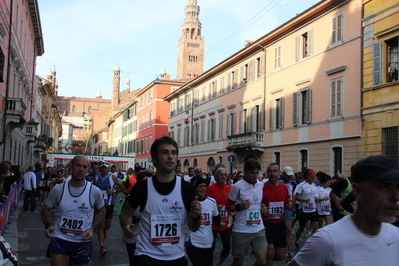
[176,0,204,79]
[112,63,120,111]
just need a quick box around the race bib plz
[219,206,228,222]
[201,212,211,226]
[321,204,330,212]
[60,212,85,236]
[269,201,284,219]
[102,191,108,203]
[305,202,315,210]
[151,214,181,245]
[246,208,261,225]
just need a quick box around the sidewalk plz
[3,196,22,259]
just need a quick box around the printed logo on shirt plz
[169,201,183,212]
[162,198,168,203]
[78,203,89,210]
[73,200,78,204]
[253,195,259,203]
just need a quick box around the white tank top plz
[135,176,187,260]
[54,180,94,242]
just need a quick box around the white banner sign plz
[47,153,135,168]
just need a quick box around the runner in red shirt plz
[262,163,293,266]
[206,167,232,266]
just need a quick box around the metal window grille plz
[332,147,343,175]
[383,127,398,164]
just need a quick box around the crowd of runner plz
[35,135,399,266]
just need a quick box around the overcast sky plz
[36,0,320,99]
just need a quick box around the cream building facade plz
[165,0,363,176]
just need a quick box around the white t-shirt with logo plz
[316,186,332,215]
[228,179,264,233]
[186,197,218,248]
[295,182,318,213]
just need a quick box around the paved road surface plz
[16,195,303,265]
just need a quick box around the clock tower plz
[176,0,204,79]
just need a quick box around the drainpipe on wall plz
[257,43,267,134]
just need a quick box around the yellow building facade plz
[362,0,399,162]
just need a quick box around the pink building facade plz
[0,0,45,166]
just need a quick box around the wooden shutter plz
[246,109,251,133]
[337,79,342,116]
[232,112,236,135]
[249,60,254,81]
[373,42,382,86]
[260,55,264,77]
[293,92,299,126]
[219,115,223,139]
[240,65,244,86]
[228,72,232,91]
[269,100,275,130]
[227,114,231,136]
[239,110,244,133]
[295,36,300,61]
[332,16,337,43]
[306,89,312,123]
[331,80,336,117]
[307,29,313,56]
[258,103,263,132]
[278,97,284,129]
[251,107,256,132]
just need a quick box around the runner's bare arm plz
[112,175,124,192]
[41,205,54,238]
[119,203,137,238]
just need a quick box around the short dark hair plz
[267,162,279,170]
[136,170,153,181]
[150,136,179,167]
[244,158,261,171]
[91,161,99,167]
[320,174,332,184]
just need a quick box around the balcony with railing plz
[226,132,264,153]
[34,135,47,152]
[24,123,37,143]
[6,98,26,126]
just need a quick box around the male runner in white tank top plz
[120,136,202,265]
[41,155,105,266]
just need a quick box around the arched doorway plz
[194,158,198,167]
[184,159,190,172]
[207,157,215,175]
